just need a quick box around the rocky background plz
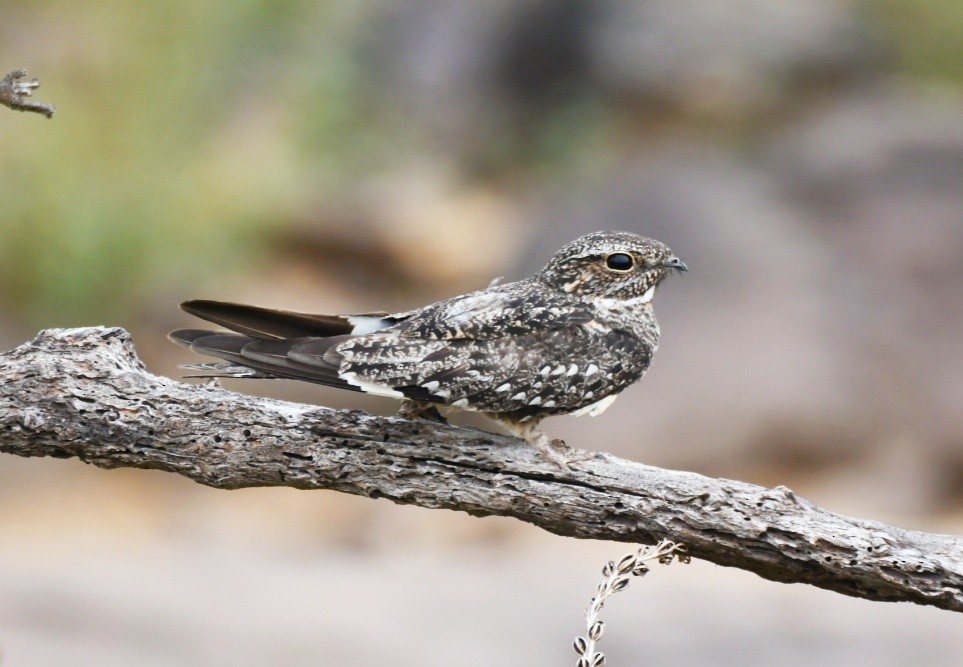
[1,1,961,665]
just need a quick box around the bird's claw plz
[399,400,449,424]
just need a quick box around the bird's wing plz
[169,328,392,395]
[171,286,649,415]
[179,300,401,339]
[320,325,651,416]
[390,283,595,340]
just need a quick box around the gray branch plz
[0,69,55,118]
[1,327,961,612]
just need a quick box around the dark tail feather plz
[179,299,379,339]
[168,328,362,393]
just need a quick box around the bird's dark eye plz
[605,253,634,272]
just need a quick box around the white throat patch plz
[594,285,656,311]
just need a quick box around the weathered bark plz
[1,327,961,612]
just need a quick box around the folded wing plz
[171,286,648,418]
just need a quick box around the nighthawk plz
[169,231,686,466]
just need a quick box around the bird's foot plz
[533,437,572,470]
[515,423,577,470]
[548,438,571,452]
[399,399,449,424]
[543,438,599,467]
[491,417,594,470]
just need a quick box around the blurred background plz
[1,0,962,664]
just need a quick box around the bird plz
[169,231,686,466]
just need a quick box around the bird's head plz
[538,231,686,301]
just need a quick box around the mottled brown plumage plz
[170,231,686,466]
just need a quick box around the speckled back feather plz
[170,230,685,430]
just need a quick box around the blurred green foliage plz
[0,1,389,327]
[875,0,963,82]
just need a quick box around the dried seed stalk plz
[573,539,689,666]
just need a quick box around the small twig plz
[0,68,55,118]
[573,541,689,667]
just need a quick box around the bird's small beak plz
[663,256,688,272]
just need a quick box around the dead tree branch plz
[0,68,55,118]
[1,327,961,612]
